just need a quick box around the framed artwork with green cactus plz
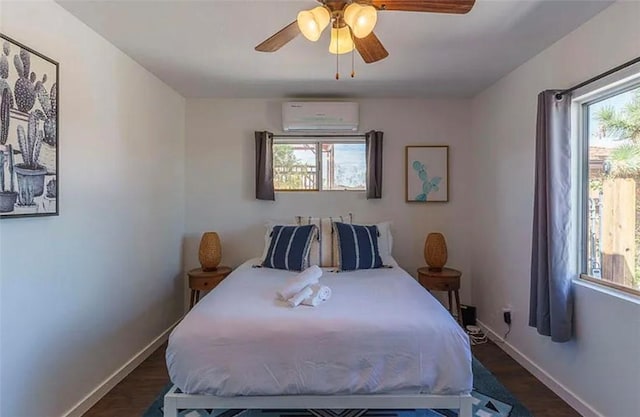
[405,145,449,202]
[0,34,58,218]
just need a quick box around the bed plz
[165,258,473,417]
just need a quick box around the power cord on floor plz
[466,325,487,345]
[504,323,511,340]
[498,310,512,343]
[491,323,511,345]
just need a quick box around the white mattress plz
[167,259,472,396]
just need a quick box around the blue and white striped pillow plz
[262,225,317,271]
[333,222,383,271]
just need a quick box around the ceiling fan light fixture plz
[329,26,354,55]
[343,3,377,38]
[297,6,331,42]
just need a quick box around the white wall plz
[2,1,637,416]
[185,98,473,301]
[470,2,640,416]
[0,2,186,417]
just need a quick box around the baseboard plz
[62,318,182,417]
[477,320,602,417]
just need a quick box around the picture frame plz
[405,145,449,202]
[0,34,59,218]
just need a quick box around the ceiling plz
[56,0,613,98]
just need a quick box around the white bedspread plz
[167,259,472,396]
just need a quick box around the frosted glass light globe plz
[297,6,331,42]
[329,26,354,55]
[343,3,377,38]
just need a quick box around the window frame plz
[575,76,640,297]
[273,135,367,193]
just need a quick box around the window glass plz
[273,139,366,192]
[584,85,640,292]
[273,143,317,190]
[321,143,366,190]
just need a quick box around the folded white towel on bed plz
[277,265,323,301]
[302,284,332,307]
[287,286,315,307]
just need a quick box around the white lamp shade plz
[329,26,354,54]
[297,6,331,42]
[343,3,377,38]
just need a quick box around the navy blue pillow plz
[334,222,383,271]
[262,225,317,271]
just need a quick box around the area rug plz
[143,357,531,417]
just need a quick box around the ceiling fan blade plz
[369,0,475,14]
[255,21,300,52]
[353,32,389,64]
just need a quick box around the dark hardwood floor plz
[83,343,170,417]
[84,341,580,417]
[472,342,580,417]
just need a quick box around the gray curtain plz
[365,130,383,199]
[529,90,573,343]
[255,131,275,201]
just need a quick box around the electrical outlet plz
[502,308,512,325]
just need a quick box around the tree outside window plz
[586,86,640,291]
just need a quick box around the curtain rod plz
[272,134,366,138]
[555,56,640,99]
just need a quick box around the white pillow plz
[374,221,394,263]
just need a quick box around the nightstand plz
[417,267,462,325]
[187,266,232,308]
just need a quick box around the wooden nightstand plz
[417,267,462,325]
[187,266,232,308]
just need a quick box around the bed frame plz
[164,386,473,417]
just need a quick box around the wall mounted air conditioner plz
[282,102,359,131]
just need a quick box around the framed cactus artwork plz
[0,34,58,218]
[405,145,449,202]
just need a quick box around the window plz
[273,138,366,191]
[577,80,640,295]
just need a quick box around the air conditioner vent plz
[282,102,359,131]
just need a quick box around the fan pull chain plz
[335,27,340,80]
[351,49,355,78]
[351,32,355,78]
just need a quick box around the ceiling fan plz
[255,1,476,67]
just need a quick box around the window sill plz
[574,275,640,305]
[275,190,366,193]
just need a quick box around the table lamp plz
[198,232,221,271]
